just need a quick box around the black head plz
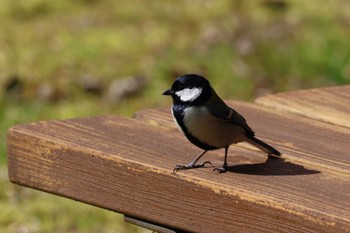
[162,74,212,105]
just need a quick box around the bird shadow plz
[226,156,320,176]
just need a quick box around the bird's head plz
[163,74,212,105]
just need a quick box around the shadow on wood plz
[227,157,320,176]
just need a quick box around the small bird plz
[163,74,281,174]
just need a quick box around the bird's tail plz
[246,136,281,156]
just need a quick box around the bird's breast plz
[182,106,245,148]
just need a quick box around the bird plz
[162,74,281,174]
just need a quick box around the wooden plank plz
[7,115,350,232]
[255,86,350,128]
[134,101,350,176]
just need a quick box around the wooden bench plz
[7,86,350,232]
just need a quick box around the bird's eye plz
[173,82,184,91]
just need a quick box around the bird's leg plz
[213,146,229,173]
[173,150,212,174]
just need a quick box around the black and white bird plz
[163,74,281,174]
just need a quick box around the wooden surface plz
[255,85,350,128]
[7,86,350,232]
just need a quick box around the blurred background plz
[1,0,349,232]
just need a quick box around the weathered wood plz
[7,100,350,232]
[134,101,350,176]
[255,85,350,128]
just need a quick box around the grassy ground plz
[1,0,349,232]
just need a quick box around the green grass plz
[1,0,349,232]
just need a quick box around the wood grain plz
[7,111,350,232]
[255,85,350,128]
[134,101,350,176]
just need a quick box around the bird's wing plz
[206,91,255,137]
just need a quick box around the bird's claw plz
[201,161,213,167]
[173,161,212,174]
[213,164,228,173]
[213,167,227,173]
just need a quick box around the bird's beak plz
[162,89,174,96]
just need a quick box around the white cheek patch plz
[175,87,202,102]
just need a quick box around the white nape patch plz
[175,87,202,102]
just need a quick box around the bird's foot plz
[173,161,212,174]
[213,163,228,173]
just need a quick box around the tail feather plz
[246,136,281,156]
